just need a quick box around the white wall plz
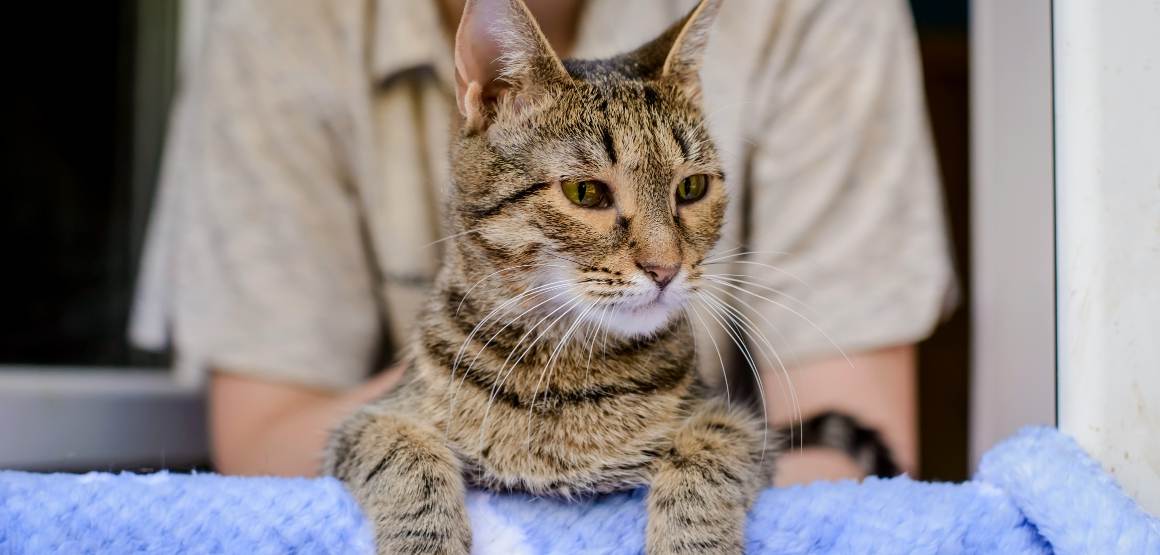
[1054,0,1160,515]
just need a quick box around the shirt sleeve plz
[131,1,381,390]
[740,0,957,364]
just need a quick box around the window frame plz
[1053,0,1160,514]
[0,0,206,471]
[0,369,205,470]
[968,0,1058,468]
[973,0,1159,513]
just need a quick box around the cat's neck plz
[419,268,695,396]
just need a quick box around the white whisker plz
[698,285,802,452]
[705,277,853,370]
[704,245,745,261]
[445,281,575,434]
[702,250,791,264]
[700,294,778,422]
[452,279,571,372]
[477,296,585,450]
[449,280,572,387]
[524,300,597,441]
[423,228,481,248]
[701,259,812,292]
[600,302,613,359]
[584,305,611,388]
[685,303,730,408]
[694,293,770,459]
[456,264,568,315]
[704,274,818,319]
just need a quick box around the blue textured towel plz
[1,427,1157,554]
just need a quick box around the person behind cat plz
[132,0,955,483]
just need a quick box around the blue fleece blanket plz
[1,427,1156,554]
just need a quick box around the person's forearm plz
[209,366,404,476]
[216,391,354,476]
[765,344,918,485]
[211,345,915,480]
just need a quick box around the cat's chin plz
[598,300,679,338]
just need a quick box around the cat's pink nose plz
[637,262,679,289]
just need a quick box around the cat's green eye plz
[562,180,611,208]
[676,174,709,203]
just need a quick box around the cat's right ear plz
[627,0,722,101]
[454,0,569,132]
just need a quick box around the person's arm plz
[735,0,952,485]
[210,365,405,476]
[767,345,917,485]
[135,1,393,476]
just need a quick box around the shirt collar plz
[369,1,686,88]
[370,0,455,86]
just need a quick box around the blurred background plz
[0,1,978,478]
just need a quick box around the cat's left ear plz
[631,0,722,100]
[454,0,570,132]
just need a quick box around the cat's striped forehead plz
[486,77,721,197]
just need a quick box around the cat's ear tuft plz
[630,0,722,100]
[454,0,570,132]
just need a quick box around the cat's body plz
[325,1,771,552]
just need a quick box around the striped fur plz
[324,1,772,553]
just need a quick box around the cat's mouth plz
[545,266,691,337]
[600,288,685,337]
[624,288,671,311]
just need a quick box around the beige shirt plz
[132,0,956,390]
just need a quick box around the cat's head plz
[448,0,724,338]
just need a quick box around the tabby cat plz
[324,0,772,552]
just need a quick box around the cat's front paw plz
[646,484,746,554]
[371,503,471,555]
[330,409,473,555]
[644,518,744,555]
